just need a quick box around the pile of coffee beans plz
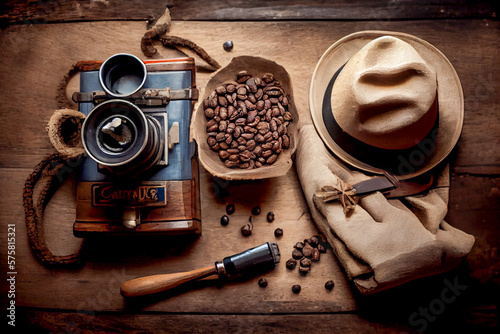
[203,71,293,169]
[286,235,335,293]
[287,236,327,275]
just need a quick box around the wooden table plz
[0,1,498,333]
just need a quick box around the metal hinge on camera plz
[72,87,199,106]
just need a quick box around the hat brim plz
[310,31,464,180]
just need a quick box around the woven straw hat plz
[310,31,464,180]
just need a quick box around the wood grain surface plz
[0,0,497,25]
[0,17,498,333]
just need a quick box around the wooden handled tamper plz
[120,242,280,298]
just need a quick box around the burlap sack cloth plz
[296,124,475,294]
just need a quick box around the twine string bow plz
[315,178,358,215]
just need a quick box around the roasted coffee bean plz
[233,126,243,138]
[292,249,303,260]
[225,160,239,168]
[267,154,278,165]
[205,108,215,118]
[218,121,228,133]
[246,139,256,151]
[261,142,273,150]
[228,154,240,162]
[219,150,230,160]
[220,215,229,226]
[240,150,253,162]
[317,244,326,253]
[274,228,283,238]
[310,236,319,247]
[302,244,313,257]
[299,266,310,275]
[241,223,252,236]
[207,136,217,147]
[253,146,262,157]
[282,134,290,148]
[286,259,297,270]
[211,143,220,151]
[262,150,273,158]
[206,119,218,132]
[262,73,274,83]
[312,248,320,262]
[218,96,228,107]
[256,100,265,111]
[258,278,268,288]
[247,110,257,123]
[254,134,265,143]
[300,258,312,267]
[325,280,335,290]
[263,132,273,141]
[294,242,304,250]
[252,206,261,215]
[226,203,235,215]
[266,211,275,223]
[291,285,301,294]
[241,132,254,140]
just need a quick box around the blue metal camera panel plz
[78,70,194,182]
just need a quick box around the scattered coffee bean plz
[241,223,252,236]
[220,215,229,226]
[325,280,335,290]
[312,248,320,261]
[266,211,275,223]
[204,71,294,169]
[292,249,303,260]
[286,259,297,270]
[226,203,235,215]
[317,244,326,253]
[294,242,304,250]
[258,278,268,288]
[274,228,283,238]
[309,236,319,247]
[300,258,312,267]
[291,285,301,294]
[299,266,310,275]
[302,244,313,257]
[252,206,261,215]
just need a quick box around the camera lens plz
[99,54,147,98]
[82,100,164,176]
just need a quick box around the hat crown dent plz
[332,36,438,150]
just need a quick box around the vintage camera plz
[72,54,201,236]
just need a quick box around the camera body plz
[73,54,201,236]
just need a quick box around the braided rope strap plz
[24,105,87,267]
[23,153,84,267]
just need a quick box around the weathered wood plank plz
[0,20,498,173]
[19,310,420,333]
[0,0,497,26]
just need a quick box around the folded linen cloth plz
[296,124,475,294]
